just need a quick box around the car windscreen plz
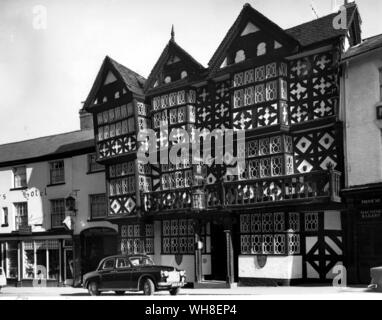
[129,257,154,266]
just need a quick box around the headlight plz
[161,270,169,278]
[179,270,186,277]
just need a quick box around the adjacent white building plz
[0,116,118,287]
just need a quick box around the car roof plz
[100,254,151,261]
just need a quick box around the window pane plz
[51,200,65,228]
[88,154,104,173]
[14,167,27,188]
[48,249,60,280]
[6,242,18,278]
[90,194,106,219]
[50,161,65,184]
[23,242,34,279]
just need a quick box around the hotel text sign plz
[358,198,382,221]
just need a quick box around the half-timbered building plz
[84,3,362,286]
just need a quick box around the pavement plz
[0,285,382,299]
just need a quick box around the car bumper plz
[157,281,186,289]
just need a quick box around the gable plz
[104,71,118,85]
[208,4,299,73]
[145,40,204,91]
[84,56,145,111]
[240,22,260,36]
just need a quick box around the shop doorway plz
[80,228,118,275]
[64,248,74,286]
[357,223,382,283]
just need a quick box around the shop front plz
[343,184,382,284]
[0,231,73,287]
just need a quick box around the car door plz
[98,258,116,289]
[114,257,133,290]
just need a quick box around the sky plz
[0,0,381,145]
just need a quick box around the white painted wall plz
[0,153,117,236]
[239,255,303,280]
[344,49,382,187]
[324,211,342,231]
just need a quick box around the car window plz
[116,258,130,269]
[101,259,115,270]
[129,257,154,266]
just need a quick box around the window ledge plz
[47,183,66,188]
[86,170,105,175]
[10,187,28,191]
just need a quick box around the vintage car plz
[369,267,382,292]
[83,254,186,296]
[0,267,6,292]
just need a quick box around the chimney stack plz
[79,108,93,131]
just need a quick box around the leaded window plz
[266,81,278,101]
[240,213,300,255]
[255,66,266,82]
[244,87,255,106]
[266,63,277,79]
[305,212,319,232]
[162,219,194,254]
[120,224,154,255]
[254,84,265,104]
[233,89,244,108]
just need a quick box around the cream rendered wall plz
[71,155,117,234]
[239,255,303,279]
[345,50,382,187]
[0,153,116,236]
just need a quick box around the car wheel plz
[115,291,125,295]
[169,288,180,296]
[88,281,100,296]
[142,278,155,296]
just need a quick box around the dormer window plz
[257,43,267,56]
[102,96,108,103]
[181,71,188,79]
[235,50,246,63]
[164,76,172,84]
[115,91,120,99]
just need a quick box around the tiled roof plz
[0,130,95,166]
[84,56,146,110]
[108,56,146,95]
[342,33,382,60]
[286,2,358,47]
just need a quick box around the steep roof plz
[84,56,146,110]
[144,39,205,91]
[286,2,359,47]
[208,3,300,71]
[342,33,382,60]
[0,130,95,167]
[108,57,146,95]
